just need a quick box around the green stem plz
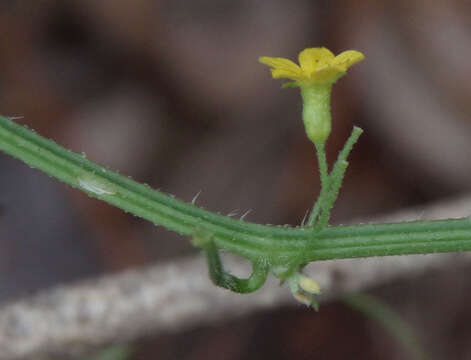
[315,160,348,230]
[315,126,363,229]
[306,142,329,227]
[334,126,364,167]
[1,115,471,268]
[307,127,363,229]
[200,238,269,293]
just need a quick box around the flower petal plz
[298,48,335,74]
[260,48,364,84]
[259,56,301,74]
[309,66,344,83]
[333,50,365,71]
[271,68,303,81]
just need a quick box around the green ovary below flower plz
[259,47,364,144]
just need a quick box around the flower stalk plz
[259,47,365,238]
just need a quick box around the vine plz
[1,48,470,308]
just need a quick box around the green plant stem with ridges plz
[314,126,363,229]
[306,142,329,227]
[2,115,471,269]
[199,238,269,293]
[315,160,348,229]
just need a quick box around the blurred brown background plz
[1,0,471,359]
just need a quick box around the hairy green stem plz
[315,160,348,230]
[307,127,363,228]
[200,239,269,293]
[315,126,364,229]
[1,115,471,268]
[306,142,329,227]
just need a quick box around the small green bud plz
[298,275,321,294]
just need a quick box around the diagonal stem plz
[315,127,363,229]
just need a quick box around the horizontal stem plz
[1,115,471,266]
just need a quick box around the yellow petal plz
[298,48,335,74]
[271,68,303,81]
[309,65,345,83]
[259,56,301,74]
[333,50,365,71]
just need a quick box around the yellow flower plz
[259,47,364,85]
